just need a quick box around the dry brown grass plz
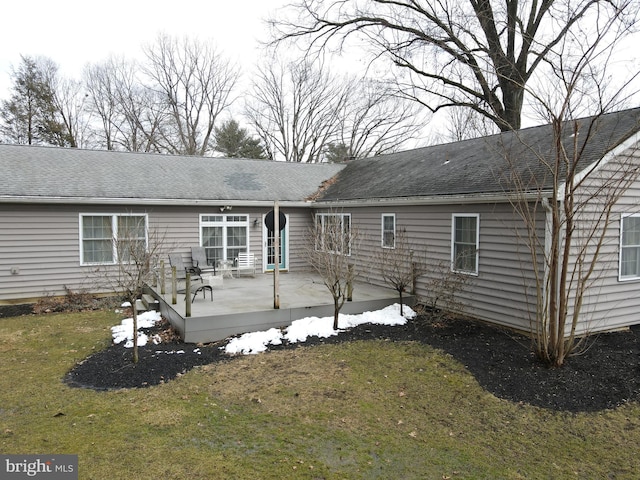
[2,311,640,479]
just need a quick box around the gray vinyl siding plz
[565,142,640,334]
[315,203,545,333]
[128,206,314,275]
[1,203,102,302]
[283,209,314,272]
[0,203,313,304]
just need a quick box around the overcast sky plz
[0,0,291,95]
[1,1,638,133]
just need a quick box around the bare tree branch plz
[270,0,639,132]
[245,58,347,162]
[143,34,240,156]
[305,211,359,328]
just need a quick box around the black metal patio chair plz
[168,252,213,303]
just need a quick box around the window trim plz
[451,213,479,275]
[199,213,250,264]
[381,213,396,249]
[619,213,640,281]
[79,213,148,266]
[315,212,352,256]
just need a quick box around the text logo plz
[1,455,77,479]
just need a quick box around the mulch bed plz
[64,316,640,413]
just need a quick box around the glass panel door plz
[202,226,223,265]
[265,226,287,271]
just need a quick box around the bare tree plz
[376,227,472,318]
[502,14,640,367]
[418,258,474,322]
[245,58,348,162]
[375,228,427,316]
[85,56,172,152]
[93,217,167,363]
[305,211,359,329]
[84,59,121,150]
[434,107,498,144]
[50,76,92,148]
[143,34,240,156]
[270,0,638,132]
[329,78,425,160]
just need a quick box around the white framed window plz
[451,214,479,275]
[316,213,351,255]
[382,214,396,248]
[200,214,249,265]
[80,214,147,265]
[619,213,640,280]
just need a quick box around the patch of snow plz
[225,328,284,355]
[110,304,415,355]
[111,310,162,349]
[225,303,415,356]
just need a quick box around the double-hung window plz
[316,213,351,255]
[620,214,640,280]
[382,214,396,248]
[80,214,147,265]
[451,214,479,274]
[200,214,249,265]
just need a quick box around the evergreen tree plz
[0,55,70,146]
[214,119,266,159]
[325,143,353,163]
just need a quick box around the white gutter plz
[0,196,315,208]
[314,190,551,208]
[1,190,550,208]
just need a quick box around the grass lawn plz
[1,310,640,479]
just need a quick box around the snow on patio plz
[112,303,416,356]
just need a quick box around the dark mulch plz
[64,316,640,413]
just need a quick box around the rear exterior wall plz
[314,202,545,334]
[565,143,640,334]
[0,203,313,304]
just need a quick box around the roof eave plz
[313,190,553,207]
[556,130,640,200]
[0,196,316,208]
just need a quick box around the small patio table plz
[218,260,235,278]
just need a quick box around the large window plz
[200,214,249,265]
[382,214,396,248]
[620,214,640,280]
[316,213,351,255]
[451,214,479,274]
[80,214,147,265]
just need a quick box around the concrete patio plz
[146,272,409,344]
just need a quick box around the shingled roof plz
[317,107,640,203]
[2,108,640,207]
[0,145,344,205]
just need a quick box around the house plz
[0,146,343,305]
[2,107,640,337]
[312,107,640,336]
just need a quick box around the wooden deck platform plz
[146,272,410,344]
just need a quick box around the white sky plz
[0,0,291,95]
[1,1,638,133]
